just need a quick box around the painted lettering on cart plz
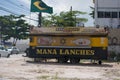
[36,49,95,55]
[60,49,94,55]
[37,49,57,54]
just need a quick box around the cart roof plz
[30,27,108,36]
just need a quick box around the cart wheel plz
[58,58,68,63]
[70,58,80,64]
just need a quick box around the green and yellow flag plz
[31,0,53,14]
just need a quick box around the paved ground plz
[0,53,120,80]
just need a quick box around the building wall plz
[108,29,120,45]
[96,0,120,8]
[108,28,120,53]
[95,0,120,28]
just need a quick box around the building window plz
[119,12,120,18]
[105,12,111,18]
[97,11,118,18]
[98,11,104,18]
[112,12,117,18]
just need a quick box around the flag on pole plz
[31,0,53,14]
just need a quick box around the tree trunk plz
[13,38,18,46]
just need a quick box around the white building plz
[94,0,120,28]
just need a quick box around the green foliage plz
[0,15,29,46]
[116,53,120,61]
[42,10,88,27]
[89,6,95,19]
[108,51,120,61]
[109,51,116,59]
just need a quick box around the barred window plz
[119,12,120,18]
[112,12,117,18]
[98,11,104,18]
[97,11,118,18]
[105,12,111,18]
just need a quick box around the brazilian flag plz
[31,0,53,14]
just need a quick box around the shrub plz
[109,51,116,58]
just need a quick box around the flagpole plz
[38,12,42,27]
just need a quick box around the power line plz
[0,2,24,15]
[0,0,38,17]
[0,0,39,24]
[6,0,39,16]
[0,6,19,16]
[16,0,30,10]
[0,6,38,22]
[4,0,30,13]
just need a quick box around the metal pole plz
[38,12,42,27]
[70,6,73,26]
[0,26,1,45]
[0,25,2,45]
[0,22,1,45]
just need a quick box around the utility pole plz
[0,26,2,45]
[70,6,73,26]
[0,22,2,45]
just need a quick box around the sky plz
[0,0,94,27]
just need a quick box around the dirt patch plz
[0,54,120,80]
